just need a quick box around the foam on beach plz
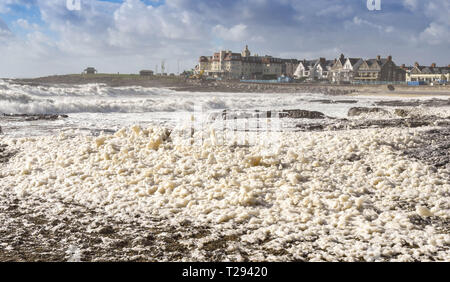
[1,125,449,261]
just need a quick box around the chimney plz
[414,62,419,67]
[340,54,345,60]
[334,58,337,63]
[376,55,381,60]
[401,64,406,69]
[320,57,326,64]
[388,55,392,61]
[431,63,436,68]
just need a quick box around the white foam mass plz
[1,125,449,261]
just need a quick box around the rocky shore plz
[0,144,15,164]
[2,114,69,122]
[0,188,219,262]
[403,127,450,171]
[175,80,360,95]
[291,107,450,132]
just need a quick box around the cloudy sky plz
[0,0,449,78]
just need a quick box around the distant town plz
[79,45,450,87]
[193,45,450,85]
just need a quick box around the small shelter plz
[139,70,154,76]
[83,67,97,74]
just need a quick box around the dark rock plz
[92,237,103,244]
[309,99,357,104]
[280,109,325,119]
[394,109,409,117]
[405,120,429,128]
[310,99,335,104]
[348,107,388,117]
[335,100,358,104]
[347,153,361,162]
[375,98,450,107]
[179,220,192,227]
[218,109,327,120]
[375,100,418,107]
[111,239,130,249]
[0,144,16,164]
[403,127,450,170]
[436,120,450,127]
[294,123,325,131]
[217,110,268,120]
[133,234,156,247]
[98,226,115,235]
[2,113,69,121]
[291,115,448,132]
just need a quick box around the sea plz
[0,79,440,138]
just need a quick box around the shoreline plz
[8,74,450,96]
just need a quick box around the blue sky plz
[0,0,449,78]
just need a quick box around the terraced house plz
[406,63,450,84]
[197,48,447,84]
[293,58,334,81]
[353,55,405,83]
[293,59,316,80]
[330,54,364,83]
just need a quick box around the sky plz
[0,0,449,78]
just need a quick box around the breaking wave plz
[0,79,385,117]
[0,79,315,115]
[0,79,172,97]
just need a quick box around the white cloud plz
[0,0,449,78]
[423,0,450,25]
[0,0,213,77]
[15,19,39,30]
[110,0,205,42]
[213,24,248,42]
[316,4,353,18]
[403,0,418,11]
[420,22,450,45]
[0,0,36,13]
[0,18,12,38]
[352,16,394,33]
[418,0,450,45]
[0,18,9,30]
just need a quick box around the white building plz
[330,54,364,83]
[294,58,333,81]
[197,46,293,80]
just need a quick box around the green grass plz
[58,73,183,80]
